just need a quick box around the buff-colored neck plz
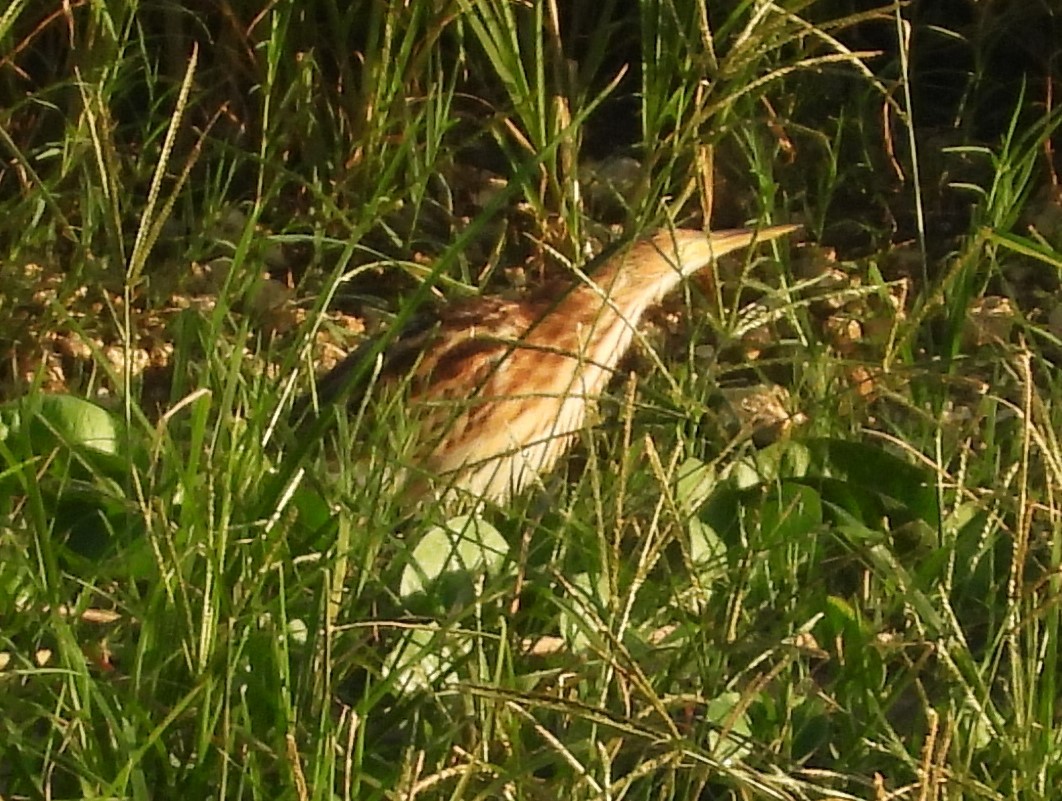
[561,224,797,329]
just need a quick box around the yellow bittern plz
[299,224,797,504]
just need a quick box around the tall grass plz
[2,1,1062,799]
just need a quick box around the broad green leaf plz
[675,456,716,513]
[688,517,727,576]
[0,394,127,487]
[760,482,823,545]
[802,438,939,526]
[28,394,118,454]
[382,623,473,694]
[400,515,509,599]
[727,456,763,490]
[703,691,754,765]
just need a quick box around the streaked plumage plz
[300,225,797,504]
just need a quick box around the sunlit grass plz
[1,1,1061,799]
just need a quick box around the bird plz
[297,224,798,506]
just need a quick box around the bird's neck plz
[516,231,713,397]
[522,226,790,370]
[583,230,715,317]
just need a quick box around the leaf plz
[29,394,119,455]
[0,395,125,486]
[688,517,727,576]
[726,456,763,490]
[828,503,946,637]
[383,623,473,695]
[759,482,823,545]
[400,515,509,599]
[801,438,940,526]
[720,441,811,488]
[675,456,716,513]
[703,691,754,765]
[292,483,333,534]
[699,486,744,542]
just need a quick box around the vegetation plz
[1,1,1061,798]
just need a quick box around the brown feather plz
[302,225,798,504]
